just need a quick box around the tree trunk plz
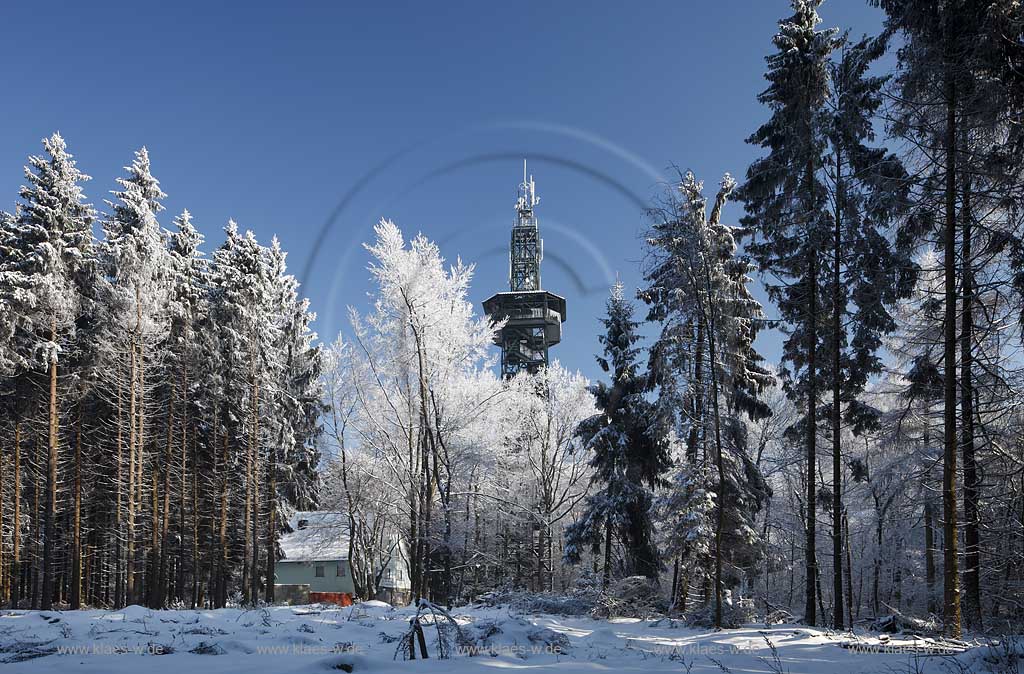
[176,364,188,604]
[138,315,149,605]
[602,520,612,589]
[941,69,962,639]
[843,509,854,628]
[960,174,981,629]
[419,427,432,601]
[408,312,436,603]
[0,430,5,604]
[32,435,40,608]
[149,449,158,607]
[408,447,419,603]
[265,439,277,603]
[925,497,937,616]
[157,383,173,609]
[670,556,679,609]
[71,407,82,609]
[127,319,138,605]
[679,564,690,612]
[115,378,124,608]
[707,310,726,631]
[762,496,772,618]
[831,152,844,629]
[242,371,253,604]
[249,378,261,604]
[218,420,229,609]
[174,333,191,606]
[41,317,58,611]
[10,422,20,609]
[191,423,199,609]
[893,536,904,610]
[873,492,883,616]
[805,252,819,627]
[688,320,705,464]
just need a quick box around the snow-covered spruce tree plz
[0,210,30,376]
[735,0,837,627]
[0,209,39,609]
[641,171,773,628]
[815,31,916,628]
[7,133,97,610]
[60,219,104,613]
[0,212,19,606]
[269,237,322,515]
[0,140,322,609]
[207,221,281,606]
[656,431,715,610]
[205,221,242,606]
[263,236,323,603]
[186,227,233,607]
[161,209,208,607]
[564,281,670,585]
[96,147,173,608]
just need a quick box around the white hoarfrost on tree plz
[343,219,504,605]
[320,220,601,606]
[502,363,596,593]
[0,134,322,611]
[641,170,773,628]
[7,133,97,611]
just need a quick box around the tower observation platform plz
[483,161,567,378]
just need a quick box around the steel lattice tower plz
[483,161,567,378]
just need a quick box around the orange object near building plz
[309,592,353,606]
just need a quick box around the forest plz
[0,140,322,612]
[2,0,1024,648]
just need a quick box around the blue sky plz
[0,0,885,382]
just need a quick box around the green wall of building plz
[275,560,355,594]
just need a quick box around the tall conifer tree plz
[10,133,96,609]
[564,282,670,583]
[736,0,837,626]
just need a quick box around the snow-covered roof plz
[279,511,350,562]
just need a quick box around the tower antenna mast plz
[483,161,567,377]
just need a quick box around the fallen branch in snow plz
[0,639,59,664]
[189,640,227,655]
[839,636,970,656]
[394,600,474,661]
[863,604,942,636]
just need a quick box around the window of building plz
[315,565,325,578]
[336,564,346,577]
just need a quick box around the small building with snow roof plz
[274,510,412,606]
[275,511,355,604]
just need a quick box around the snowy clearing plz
[0,602,1007,674]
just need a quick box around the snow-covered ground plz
[0,601,1007,674]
